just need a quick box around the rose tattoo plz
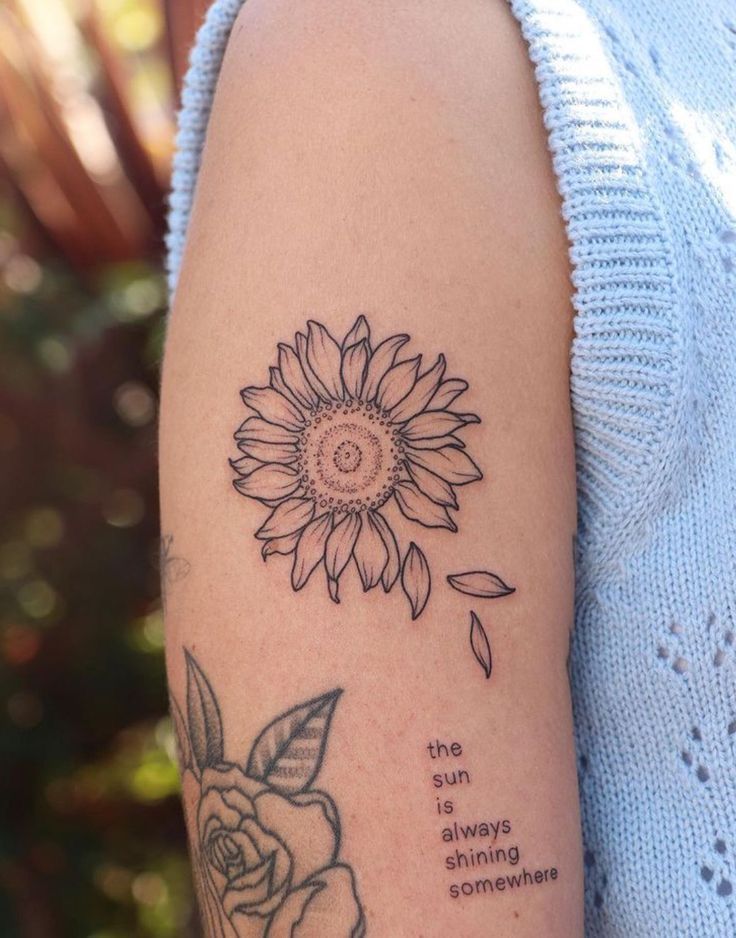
[171,652,365,937]
[231,316,483,619]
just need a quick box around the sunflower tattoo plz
[231,316,482,618]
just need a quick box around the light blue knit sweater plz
[167,1,736,934]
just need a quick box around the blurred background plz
[0,1,211,934]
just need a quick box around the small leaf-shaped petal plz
[390,355,446,423]
[324,512,361,580]
[394,481,457,531]
[185,651,224,773]
[447,571,516,599]
[236,439,298,465]
[470,611,492,679]
[407,461,458,508]
[240,386,305,431]
[376,356,421,411]
[401,542,431,619]
[340,340,369,401]
[278,342,320,408]
[262,530,301,559]
[362,334,410,401]
[342,314,371,352]
[372,510,401,592]
[402,410,480,441]
[406,446,482,485]
[292,513,332,590]
[269,366,302,410]
[233,464,301,502]
[256,498,315,540]
[235,416,299,445]
[430,378,468,410]
[307,320,344,400]
[353,511,388,590]
[296,331,332,402]
[246,689,343,794]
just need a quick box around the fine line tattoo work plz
[160,534,191,611]
[230,316,483,620]
[171,651,365,938]
[447,570,515,599]
[469,611,493,680]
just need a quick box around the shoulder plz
[189,0,570,304]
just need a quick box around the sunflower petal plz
[394,481,457,530]
[256,498,315,540]
[362,334,410,402]
[342,315,371,352]
[376,357,421,411]
[404,434,465,450]
[430,378,468,410]
[306,320,344,400]
[390,355,446,423]
[340,340,369,401]
[233,464,301,502]
[269,366,302,410]
[278,343,320,409]
[296,332,332,402]
[327,576,340,604]
[324,512,361,579]
[371,511,401,592]
[353,511,388,590]
[235,416,300,446]
[406,446,483,485]
[402,410,479,441]
[240,386,305,432]
[401,542,431,619]
[291,513,332,590]
[236,439,298,465]
[406,461,458,508]
[262,530,301,559]
[229,455,262,477]
[447,571,516,598]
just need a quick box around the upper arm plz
[161,2,581,935]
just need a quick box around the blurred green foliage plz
[0,213,199,935]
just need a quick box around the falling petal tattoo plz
[447,570,516,599]
[469,611,493,679]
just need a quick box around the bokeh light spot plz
[7,690,44,728]
[37,337,73,373]
[3,623,42,665]
[17,578,58,619]
[0,541,34,580]
[25,507,65,548]
[103,489,145,527]
[114,381,156,427]
[3,254,42,294]
[132,871,168,907]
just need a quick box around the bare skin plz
[161,1,583,935]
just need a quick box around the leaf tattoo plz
[469,611,493,679]
[246,689,343,795]
[185,650,224,773]
[448,570,516,599]
[170,693,194,775]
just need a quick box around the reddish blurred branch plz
[164,0,212,97]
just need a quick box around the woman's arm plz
[160,1,583,934]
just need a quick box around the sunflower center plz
[297,402,403,513]
[333,439,362,473]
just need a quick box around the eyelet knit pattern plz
[167,1,736,934]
